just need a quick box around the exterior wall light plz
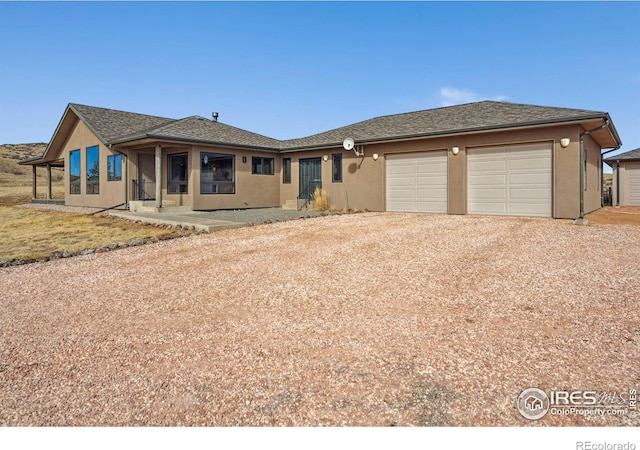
[560,138,571,148]
[242,156,247,163]
[452,147,460,155]
[372,153,379,161]
[323,154,329,162]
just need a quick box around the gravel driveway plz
[1,213,638,426]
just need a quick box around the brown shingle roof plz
[604,147,640,161]
[66,101,617,152]
[70,104,175,143]
[113,116,282,150]
[281,101,610,150]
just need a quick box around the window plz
[283,158,291,184]
[201,152,235,194]
[332,153,342,183]
[69,149,80,194]
[168,153,188,194]
[86,145,99,194]
[252,157,274,175]
[107,154,122,181]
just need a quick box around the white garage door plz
[626,162,640,206]
[468,142,552,217]
[386,151,448,213]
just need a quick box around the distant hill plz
[0,143,65,206]
[0,143,53,185]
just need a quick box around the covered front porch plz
[19,157,64,203]
[121,142,193,212]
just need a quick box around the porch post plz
[32,165,37,199]
[155,144,162,208]
[46,163,52,200]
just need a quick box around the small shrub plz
[313,187,329,210]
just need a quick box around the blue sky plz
[1,1,639,161]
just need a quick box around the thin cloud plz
[439,87,509,106]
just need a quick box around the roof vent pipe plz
[212,112,219,122]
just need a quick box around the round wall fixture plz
[560,138,571,148]
[452,147,460,155]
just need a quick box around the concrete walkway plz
[107,208,332,233]
[107,210,246,233]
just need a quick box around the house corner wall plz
[584,134,604,215]
[553,128,582,219]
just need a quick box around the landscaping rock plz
[128,238,145,247]
[79,248,95,256]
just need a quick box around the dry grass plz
[0,184,64,207]
[0,207,182,261]
[0,143,189,261]
[313,187,329,210]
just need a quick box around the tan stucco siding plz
[279,150,384,211]
[62,120,125,208]
[284,124,589,218]
[583,134,603,214]
[191,147,280,210]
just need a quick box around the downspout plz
[615,161,620,206]
[579,119,611,220]
[108,145,129,210]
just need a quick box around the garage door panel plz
[387,188,415,199]
[387,177,415,187]
[469,188,507,200]
[417,161,447,172]
[468,143,552,217]
[626,163,640,206]
[509,158,551,171]
[509,173,551,185]
[468,201,507,214]
[387,165,415,176]
[417,175,447,186]
[470,174,507,185]
[468,160,507,173]
[509,187,551,200]
[387,151,447,213]
[509,203,551,217]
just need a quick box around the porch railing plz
[297,180,321,211]
[132,179,156,201]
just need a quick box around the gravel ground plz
[0,213,638,426]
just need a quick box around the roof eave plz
[113,134,282,152]
[68,104,109,145]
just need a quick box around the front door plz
[137,153,156,200]
[299,158,322,199]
